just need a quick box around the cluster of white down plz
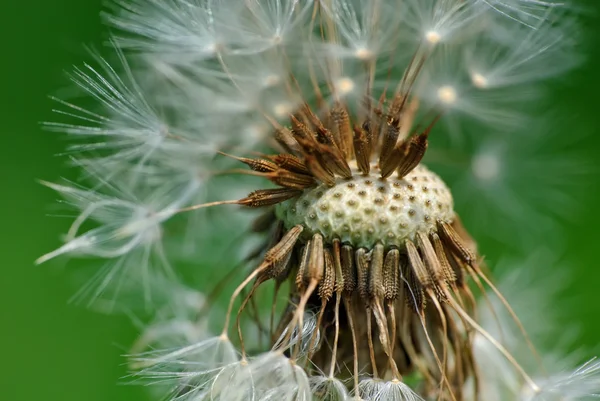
[38,1,593,399]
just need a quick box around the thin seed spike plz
[451,216,478,256]
[430,233,457,286]
[294,136,336,185]
[371,299,400,378]
[396,132,428,178]
[290,114,316,143]
[295,242,311,290]
[416,232,446,295]
[398,98,420,142]
[303,155,336,186]
[355,247,370,301]
[302,102,329,136]
[263,247,294,281]
[401,253,425,312]
[319,249,335,301]
[316,143,353,179]
[396,254,407,305]
[332,239,345,293]
[366,311,379,378]
[445,312,468,399]
[444,245,466,288]
[353,125,371,174]
[239,188,302,207]
[378,118,401,167]
[427,292,450,396]
[307,301,327,361]
[343,298,361,393]
[383,248,400,300]
[330,103,353,159]
[291,280,319,359]
[388,94,407,119]
[438,220,477,265]
[235,280,263,356]
[418,295,456,401]
[379,143,404,179]
[328,292,342,377]
[369,243,385,299]
[387,301,398,362]
[314,124,339,149]
[263,225,304,276]
[298,106,352,178]
[268,169,317,190]
[397,302,434,383]
[222,233,301,335]
[267,285,283,349]
[405,239,432,288]
[275,127,302,155]
[269,153,310,175]
[218,152,278,173]
[341,244,357,294]
[369,110,384,155]
[306,233,325,282]
[263,220,284,251]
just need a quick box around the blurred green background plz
[1,1,599,400]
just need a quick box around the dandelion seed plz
[131,335,239,379]
[357,378,424,401]
[37,173,200,306]
[310,375,349,401]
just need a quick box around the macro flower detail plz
[198,95,509,400]
[39,0,597,400]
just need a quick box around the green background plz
[1,1,599,400]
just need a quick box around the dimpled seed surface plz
[276,164,455,249]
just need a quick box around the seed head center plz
[276,164,455,248]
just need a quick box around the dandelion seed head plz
[41,0,590,400]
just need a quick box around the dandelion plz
[39,0,594,400]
